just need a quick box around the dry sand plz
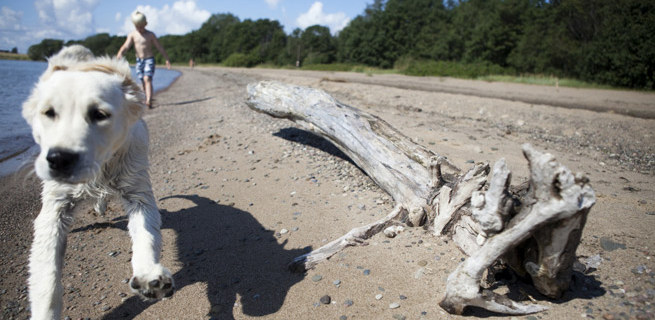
[1,67,654,320]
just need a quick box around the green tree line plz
[27,0,654,89]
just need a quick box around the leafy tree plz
[411,1,453,61]
[83,33,112,56]
[200,13,241,62]
[449,0,525,66]
[22,3,655,89]
[507,0,557,74]
[280,28,303,66]
[108,36,126,59]
[27,39,64,61]
[337,2,390,67]
[300,25,336,64]
[572,0,655,89]
[246,19,287,65]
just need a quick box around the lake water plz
[0,59,180,176]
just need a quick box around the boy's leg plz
[144,76,153,108]
[143,58,156,108]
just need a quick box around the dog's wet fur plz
[22,45,174,320]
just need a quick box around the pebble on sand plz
[600,237,626,251]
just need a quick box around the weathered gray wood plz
[288,205,405,272]
[246,80,595,315]
[247,81,434,213]
[439,145,595,314]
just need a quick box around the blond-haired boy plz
[117,11,171,108]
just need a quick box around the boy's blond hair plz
[131,11,147,27]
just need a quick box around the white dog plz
[22,45,174,320]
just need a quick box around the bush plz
[396,57,513,79]
[223,53,254,67]
[301,63,356,72]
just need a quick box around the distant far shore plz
[0,52,30,61]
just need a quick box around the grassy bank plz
[296,59,622,90]
[199,58,627,91]
[294,59,617,89]
[476,74,616,90]
[395,58,512,79]
[0,52,30,61]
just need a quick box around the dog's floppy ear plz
[122,76,147,122]
[22,86,41,127]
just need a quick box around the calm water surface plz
[0,59,180,172]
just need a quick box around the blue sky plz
[1,0,372,54]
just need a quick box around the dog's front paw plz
[129,264,175,300]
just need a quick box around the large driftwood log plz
[246,80,595,315]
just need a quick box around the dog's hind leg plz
[28,181,77,320]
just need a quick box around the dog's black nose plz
[46,149,79,174]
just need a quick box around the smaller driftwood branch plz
[246,80,595,316]
[289,205,405,272]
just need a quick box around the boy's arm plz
[152,34,171,69]
[117,33,134,59]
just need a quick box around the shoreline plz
[1,66,653,319]
[0,145,37,177]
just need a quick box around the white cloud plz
[34,0,100,37]
[265,0,280,9]
[296,2,350,34]
[0,7,37,52]
[119,1,211,36]
[1,1,98,52]
[0,7,23,31]
[0,0,212,53]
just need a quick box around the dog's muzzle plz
[46,148,80,177]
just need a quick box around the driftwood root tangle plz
[439,145,595,314]
[246,80,595,315]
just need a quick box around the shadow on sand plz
[73,194,308,320]
[273,127,354,165]
[159,96,215,107]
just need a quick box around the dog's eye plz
[44,108,55,119]
[89,109,111,122]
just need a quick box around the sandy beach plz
[1,66,654,320]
